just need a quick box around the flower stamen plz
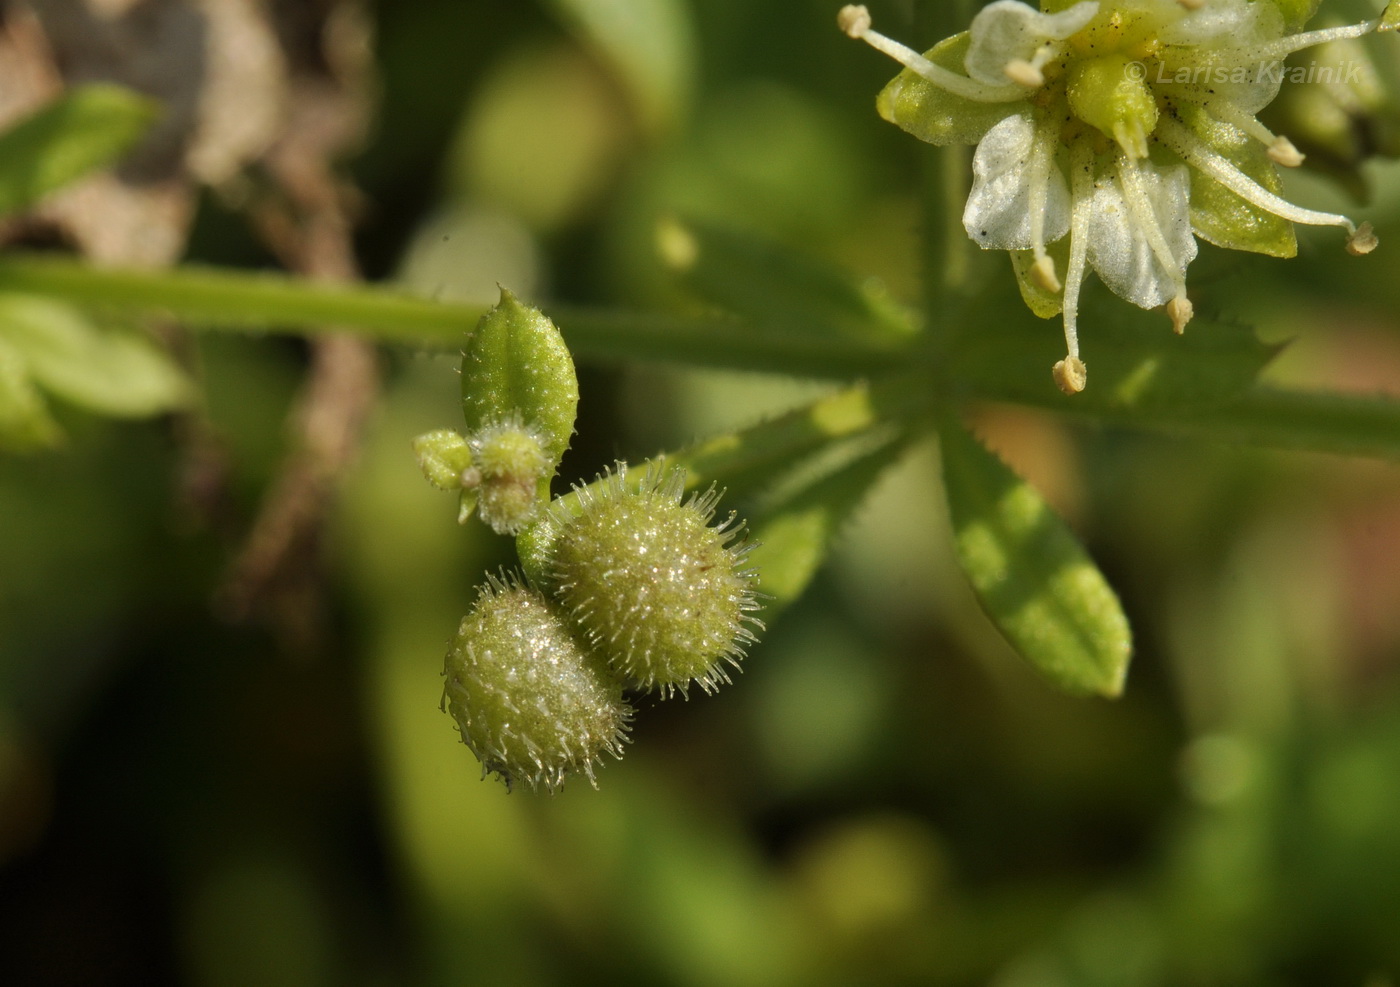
[1028,116,1063,292]
[1158,116,1376,254]
[1005,41,1064,89]
[1004,58,1045,88]
[1266,136,1306,169]
[1166,296,1194,335]
[843,0,1394,394]
[1167,90,1306,167]
[837,5,1024,103]
[1203,19,1383,66]
[1116,152,1193,332]
[1058,140,1095,389]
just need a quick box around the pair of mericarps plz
[443,464,763,793]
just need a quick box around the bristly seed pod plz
[547,464,764,698]
[443,573,631,792]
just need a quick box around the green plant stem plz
[926,145,972,307]
[986,386,1400,461]
[0,254,912,377]
[917,0,975,360]
[1131,388,1400,460]
[0,254,484,344]
[551,307,911,378]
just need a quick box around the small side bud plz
[468,416,552,534]
[412,429,474,491]
[1381,1,1399,32]
[1053,356,1087,395]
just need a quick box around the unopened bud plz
[412,429,474,491]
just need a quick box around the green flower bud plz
[446,288,581,533]
[461,288,578,469]
[412,428,475,490]
[546,465,764,697]
[443,573,631,792]
[469,415,552,534]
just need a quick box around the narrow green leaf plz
[659,217,917,340]
[0,294,190,416]
[0,84,159,217]
[0,337,61,451]
[747,436,910,613]
[544,0,695,135]
[940,420,1131,697]
[954,296,1279,411]
[663,377,928,498]
[461,288,579,468]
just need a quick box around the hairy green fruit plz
[548,465,763,697]
[443,574,631,792]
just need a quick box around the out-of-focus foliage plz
[3,2,1400,987]
[0,85,158,218]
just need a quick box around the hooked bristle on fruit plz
[442,573,632,792]
[547,464,764,698]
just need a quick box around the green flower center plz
[1066,52,1159,158]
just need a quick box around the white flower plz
[840,0,1397,393]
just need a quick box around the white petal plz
[965,0,1100,87]
[1086,161,1197,310]
[1157,0,1281,47]
[1157,0,1286,112]
[963,114,1070,250]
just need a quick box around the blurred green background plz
[4,0,1400,984]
